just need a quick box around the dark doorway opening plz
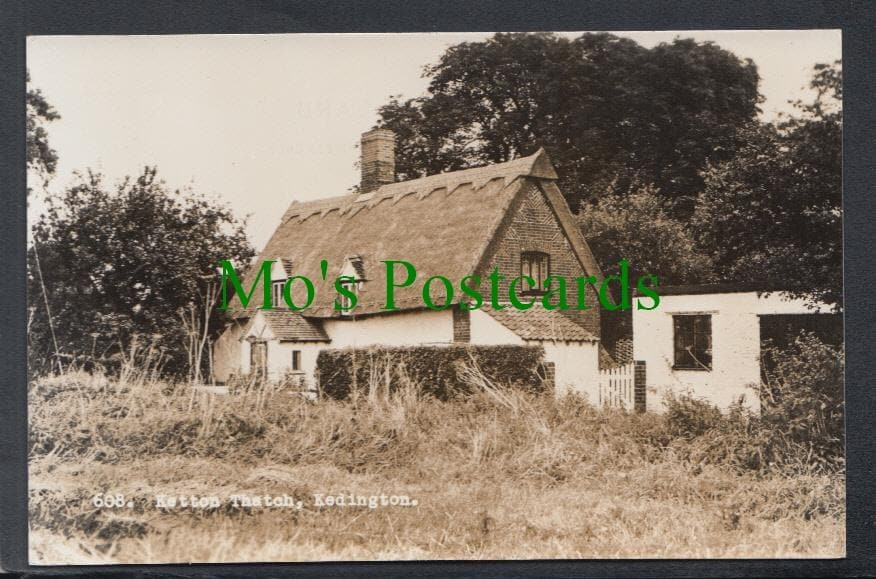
[758,313,842,382]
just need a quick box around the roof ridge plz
[281,148,556,223]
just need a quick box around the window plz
[250,341,267,376]
[338,279,358,315]
[271,280,285,308]
[337,255,364,315]
[520,251,550,294]
[673,315,712,370]
[291,350,302,371]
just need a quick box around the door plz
[250,341,268,377]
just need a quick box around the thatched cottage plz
[213,128,605,399]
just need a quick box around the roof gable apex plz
[242,311,276,341]
[526,147,558,180]
[537,180,604,281]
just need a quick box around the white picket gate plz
[598,362,636,410]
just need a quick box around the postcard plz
[26,31,844,563]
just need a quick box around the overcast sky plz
[27,30,841,250]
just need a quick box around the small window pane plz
[673,315,712,370]
[339,280,357,314]
[272,281,285,307]
[521,252,550,293]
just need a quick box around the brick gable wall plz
[479,180,601,337]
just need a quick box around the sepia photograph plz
[25,30,844,564]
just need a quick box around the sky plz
[27,30,841,250]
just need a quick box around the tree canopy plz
[26,71,60,191]
[377,35,841,310]
[578,185,714,286]
[28,168,255,376]
[377,32,762,214]
[692,60,842,308]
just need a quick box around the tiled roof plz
[229,149,601,317]
[485,306,597,342]
[260,310,329,342]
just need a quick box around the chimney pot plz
[360,128,396,193]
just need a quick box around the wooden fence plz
[598,361,644,411]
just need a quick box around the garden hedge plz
[316,344,548,400]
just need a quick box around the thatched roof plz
[485,306,597,342]
[230,148,597,318]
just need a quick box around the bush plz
[657,332,845,474]
[664,393,724,438]
[758,332,844,471]
[316,345,547,400]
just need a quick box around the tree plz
[692,61,842,309]
[28,167,255,377]
[376,32,761,214]
[578,185,716,350]
[26,71,60,192]
[579,184,715,286]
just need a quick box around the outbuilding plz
[632,283,840,412]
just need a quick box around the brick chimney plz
[360,128,396,193]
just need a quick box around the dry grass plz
[28,370,845,563]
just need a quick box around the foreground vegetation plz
[29,357,844,563]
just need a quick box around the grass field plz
[28,370,845,563]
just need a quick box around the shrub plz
[758,331,844,471]
[657,332,845,475]
[663,393,724,438]
[316,345,547,400]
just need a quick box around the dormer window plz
[271,280,285,307]
[270,258,291,308]
[338,256,365,316]
[338,278,358,314]
[521,251,550,295]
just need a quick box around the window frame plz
[291,349,302,371]
[338,278,358,315]
[672,314,713,371]
[271,280,285,308]
[520,251,551,296]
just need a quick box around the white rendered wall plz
[214,311,327,386]
[212,320,245,382]
[469,309,525,345]
[538,340,600,401]
[470,309,599,400]
[216,307,602,397]
[323,308,454,348]
[267,341,323,386]
[633,291,831,413]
